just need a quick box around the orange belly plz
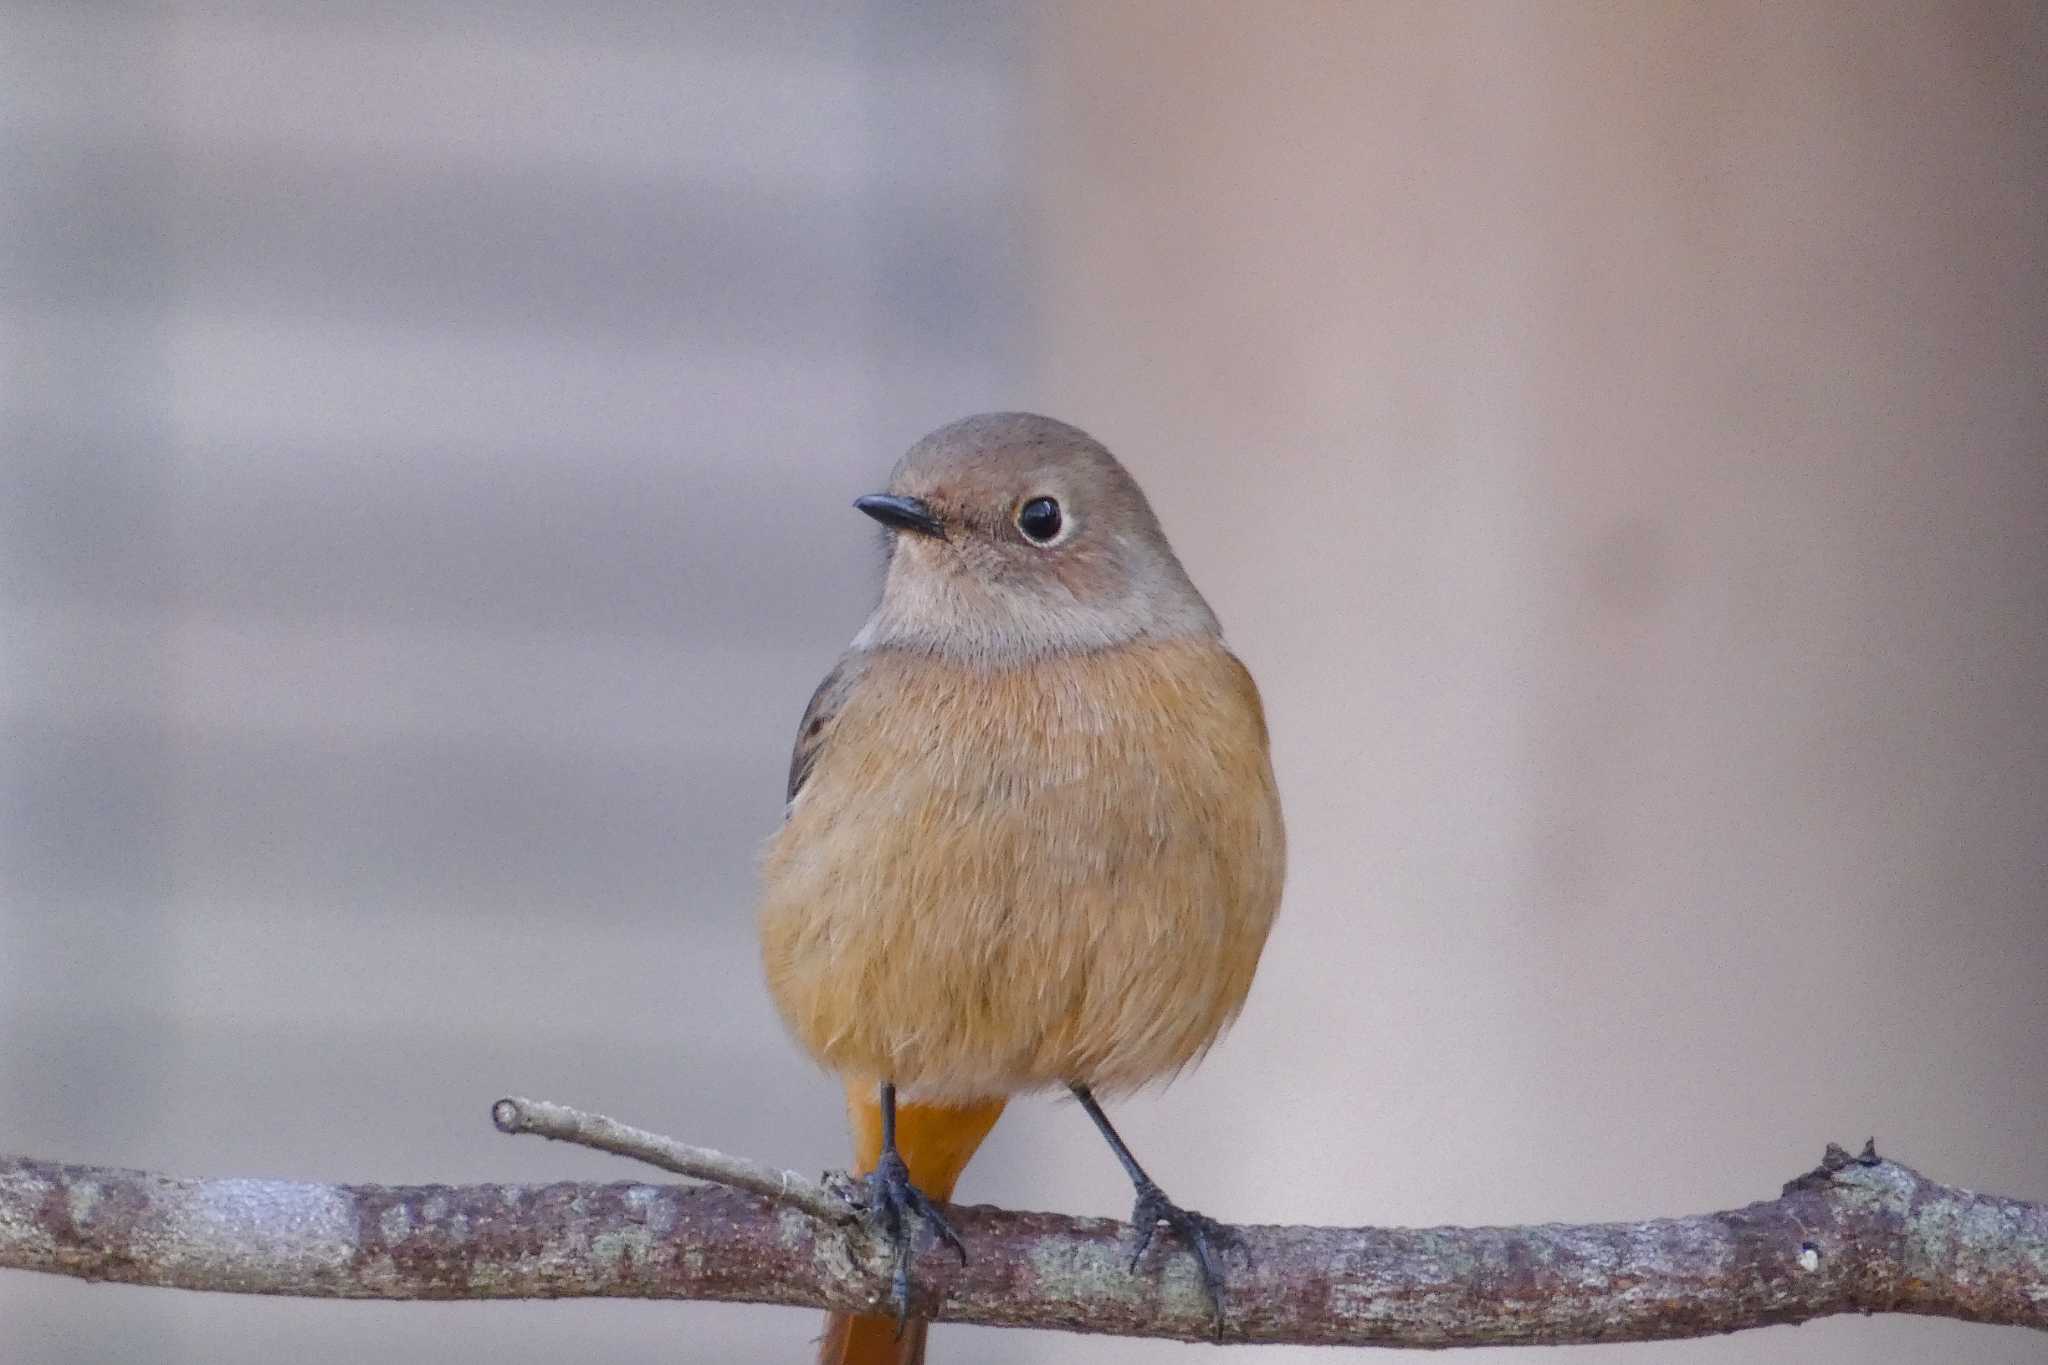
[757,636,1285,1100]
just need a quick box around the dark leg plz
[865,1081,966,1334]
[1069,1083,1237,1338]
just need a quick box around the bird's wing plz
[786,652,866,810]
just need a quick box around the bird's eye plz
[1016,496,1063,544]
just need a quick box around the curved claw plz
[866,1150,965,1335]
[1128,1177,1240,1341]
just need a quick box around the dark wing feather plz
[786,654,863,810]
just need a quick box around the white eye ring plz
[1015,495,1072,547]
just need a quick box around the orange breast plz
[757,636,1285,1100]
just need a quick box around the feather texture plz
[759,636,1285,1101]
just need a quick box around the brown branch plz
[1,1119,2041,1348]
[489,1096,856,1225]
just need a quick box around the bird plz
[758,412,1286,1364]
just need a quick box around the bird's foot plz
[865,1149,965,1335]
[1127,1176,1240,1340]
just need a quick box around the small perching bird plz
[758,413,1286,1363]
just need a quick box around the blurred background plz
[3,2,2043,1362]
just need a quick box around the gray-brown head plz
[850,413,1220,663]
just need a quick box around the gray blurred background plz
[3,3,2043,1362]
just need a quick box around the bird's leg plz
[864,1081,966,1334]
[1068,1082,1238,1338]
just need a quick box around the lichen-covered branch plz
[1,1138,2041,1347]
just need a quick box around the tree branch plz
[489,1096,855,1225]
[1,1105,2041,1348]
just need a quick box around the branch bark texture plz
[2,1137,2042,1348]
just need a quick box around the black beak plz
[854,493,946,539]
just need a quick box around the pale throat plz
[853,548,1220,666]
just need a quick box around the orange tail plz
[817,1081,1005,1365]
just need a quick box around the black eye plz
[1016,496,1063,544]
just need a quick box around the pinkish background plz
[4,3,2042,1362]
